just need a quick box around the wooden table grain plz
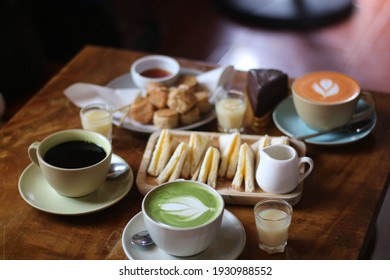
[1,45,389,260]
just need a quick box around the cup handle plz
[297,156,314,183]
[351,91,375,121]
[28,142,40,166]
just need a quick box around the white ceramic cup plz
[28,129,112,197]
[131,55,180,89]
[256,144,313,194]
[142,180,224,257]
[292,71,375,131]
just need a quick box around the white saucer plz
[122,210,246,260]
[272,96,376,145]
[107,68,216,134]
[18,154,133,215]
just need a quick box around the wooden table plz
[1,45,389,260]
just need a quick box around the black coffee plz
[43,140,106,169]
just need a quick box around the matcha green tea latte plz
[144,181,223,228]
[142,180,225,256]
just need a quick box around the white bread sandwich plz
[147,129,175,177]
[156,142,189,184]
[250,135,289,167]
[218,132,241,179]
[250,134,270,167]
[232,143,255,192]
[181,132,211,178]
[270,135,289,145]
[194,146,220,188]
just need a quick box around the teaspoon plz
[106,162,129,179]
[131,230,154,246]
[294,118,373,141]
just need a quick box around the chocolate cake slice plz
[247,69,288,118]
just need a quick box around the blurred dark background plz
[1,0,389,121]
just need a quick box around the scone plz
[176,75,198,89]
[167,85,198,114]
[146,82,169,109]
[153,108,179,128]
[129,96,154,124]
[180,105,200,125]
[194,91,210,113]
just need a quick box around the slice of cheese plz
[231,144,246,190]
[232,143,255,192]
[207,147,220,188]
[244,144,255,192]
[218,132,241,178]
[226,136,241,179]
[156,142,188,184]
[147,129,173,176]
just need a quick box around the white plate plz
[18,154,133,215]
[122,210,246,260]
[107,69,216,134]
[272,96,377,145]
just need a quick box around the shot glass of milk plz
[215,89,247,133]
[80,103,113,142]
[254,199,293,254]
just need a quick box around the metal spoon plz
[131,230,154,246]
[106,162,129,179]
[294,118,373,141]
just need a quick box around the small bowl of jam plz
[131,55,180,89]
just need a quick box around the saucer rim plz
[121,209,246,260]
[18,154,133,215]
[272,96,376,145]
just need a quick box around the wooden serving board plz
[136,130,307,206]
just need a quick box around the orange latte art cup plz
[292,71,375,131]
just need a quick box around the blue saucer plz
[272,96,376,145]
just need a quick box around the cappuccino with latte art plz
[292,71,374,131]
[292,71,360,104]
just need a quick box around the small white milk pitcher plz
[256,144,314,194]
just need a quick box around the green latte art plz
[145,182,223,228]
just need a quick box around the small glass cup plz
[215,89,247,133]
[80,103,113,141]
[254,199,293,254]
